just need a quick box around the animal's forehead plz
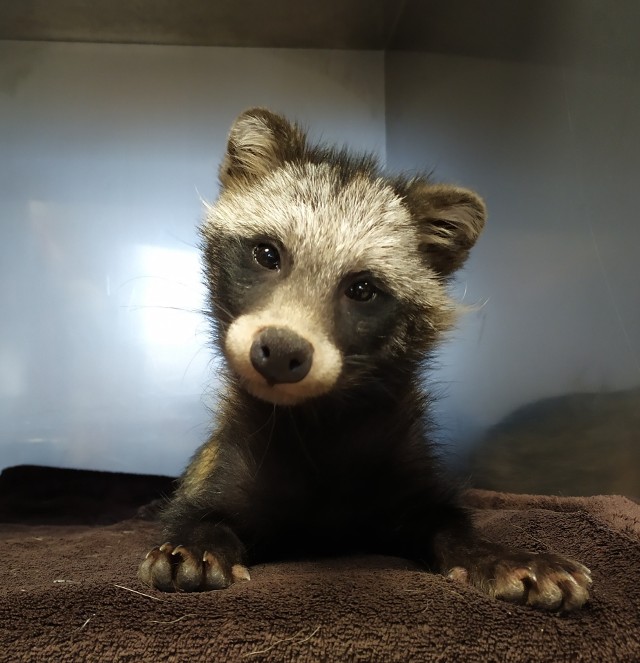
[208,163,422,283]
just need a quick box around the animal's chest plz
[246,435,392,552]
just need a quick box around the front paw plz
[138,542,251,592]
[447,551,592,612]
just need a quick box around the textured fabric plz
[1,466,639,662]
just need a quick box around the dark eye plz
[345,280,377,302]
[253,243,281,270]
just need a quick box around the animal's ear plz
[403,181,487,277]
[219,108,307,188]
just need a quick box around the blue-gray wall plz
[385,52,640,494]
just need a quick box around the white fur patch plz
[204,162,454,317]
[204,160,463,401]
[225,305,342,406]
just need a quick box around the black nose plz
[250,327,313,385]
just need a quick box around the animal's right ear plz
[219,108,307,188]
[402,180,487,277]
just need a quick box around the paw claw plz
[527,576,563,611]
[493,567,531,603]
[144,548,155,560]
[138,546,175,592]
[558,574,590,612]
[174,549,204,592]
[458,550,591,612]
[446,566,469,583]
[232,564,251,582]
[139,544,247,592]
[202,551,232,589]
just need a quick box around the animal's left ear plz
[403,181,487,277]
[219,108,307,189]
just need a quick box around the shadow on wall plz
[467,386,640,499]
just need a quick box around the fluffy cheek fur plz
[224,309,343,406]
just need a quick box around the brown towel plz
[1,466,639,662]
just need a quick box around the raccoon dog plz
[138,108,591,611]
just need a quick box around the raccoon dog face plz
[202,109,486,406]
